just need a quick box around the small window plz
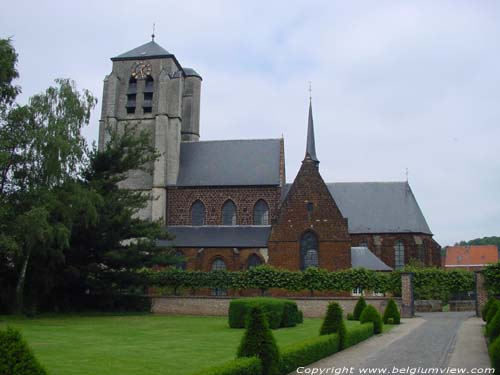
[359,242,368,248]
[143,76,154,113]
[247,254,262,269]
[300,231,319,270]
[394,240,405,270]
[175,251,187,270]
[306,202,314,213]
[222,200,237,225]
[191,200,205,226]
[253,200,269,225]
[211,258,227,296]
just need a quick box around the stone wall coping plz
[151,295,401,301]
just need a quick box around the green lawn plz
[0,314,388,375]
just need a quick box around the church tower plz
[98,38,202,222]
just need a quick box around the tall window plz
[253,200,269,225]
[126,77,137,114]
[222,200,237,225]
[247,254,262,269]
[300,231,319,270]
[191,200,205,226]
[211,258,227,296]
[143,76,154,113]
[394,240,405,270]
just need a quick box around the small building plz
[444,245,498,271]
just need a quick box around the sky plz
[2,0,499,246]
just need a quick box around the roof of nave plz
[174,139,282,187]
[351,247,392,271]
[281,181,432,235]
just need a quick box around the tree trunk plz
[15,250,30,314]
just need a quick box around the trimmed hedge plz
[490,336,500,374]
[344,323,374,348]
[279,334,340,374]
[360,305,383,334]
[320,302,346,349]
[0,327,47,375]
[229,298,301,329]
[353,296,367,320]
[482,298,497,322]
[486,301,500,325]
[191,357,262,375]
[383,299,401,325]
[488,309,500,342]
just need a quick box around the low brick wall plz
[151,296,401,318]
[415,300,442,312]
[449,300,475,312]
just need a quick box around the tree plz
[237,306,280,375]
[320,302,347,349]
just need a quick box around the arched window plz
[394,240,405,269]
[222,200,237,225]
[211,258,227,296]
[191,200,205,226]
[300,231,319,270]
[253,200,269,225]
[143,76,154,113]
[247,254,262,269]
[126,77,137,114]
[175,251,187,270]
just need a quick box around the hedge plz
[344,323,374,348]
[360,305,383,334]
[383,299,401,325]
[490,336,500,374]
[0,327,47,375]
[228,298,302,329]
[488,309,500,343]
[191,357,262,375]
[279,334,340,374]
[484,262,500,295]
[144,266,474,299]
[482,298,497,322]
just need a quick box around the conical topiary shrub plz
[490,335,500,374]
[482,298,497,322]
[0,327,47,375]
[320,302,347,349]
[488,308,500,342]
[353,296,367,320]
[360,305,384,334]
[237,306,280,375]
[383,299,401,325]
[486,301,500,326]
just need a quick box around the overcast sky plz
[2,0,499,246]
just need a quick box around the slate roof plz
[305,101,319,163]
[174,139,281,186]
[281,181,432,234]
[351,247,392,271]
[159,226,271,248]
[183,67,202,79]
[112,41,173,61]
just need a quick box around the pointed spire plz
[304,96,319,164]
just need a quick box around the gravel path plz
[291,311,476,374]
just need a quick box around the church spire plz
[304,96,319,165]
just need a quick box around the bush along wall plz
[228,298,302,329]
[360,305,384,334]
[484,262,500,296]
[144,266,474,300]
[383,299,401,324]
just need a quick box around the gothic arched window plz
[300,231,319,270]
[222,200,237,225]
[191,200,205,226]
[247,254,263,269]
[211,258,227,296]
[394,240,405,270]
[143,76,154,113]
[253,200,269,225]
[126,77,137,114]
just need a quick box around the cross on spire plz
[151,23,156,41]
[308,81,312,101]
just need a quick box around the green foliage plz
[0,327,47,375]
[488,309,500,343]
[486,301,500,325]
[360,305,383,334]
[279,334,340,374]
[192,357,262,375]
[319,302,346,349]
[490,336,500,373]
[383,299,401,324]
[0,38,20,106]
[237,307,280,375]
[456,236,500,248]
[484,263,500,295]
[353,296,367,320]
[483,298,498,322]
[344,323,374,348]
[347,313,355,321]
[228,298,301,329]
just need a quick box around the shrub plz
[353,296,367,320]
[191,357,262,375]
[482,298,497,322]
[347,313,355,321]
[279,334,340,374]
[229,298,302,329]
[490,335,500,373]
[360,305,383,334]
[0,327,47,375]
[237,307,280,375]
[383,299,401,325]
[486,301,500,325]
[488,309,500,342]
[320,302,346,349]
[344,323,374,348]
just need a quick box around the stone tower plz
[98,39,202,222]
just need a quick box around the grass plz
[0,314,391,375]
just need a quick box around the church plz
[98,39,441,279]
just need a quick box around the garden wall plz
[151,296,401,317]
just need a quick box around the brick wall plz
[152,296,401,317]
[166,186,281,226]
